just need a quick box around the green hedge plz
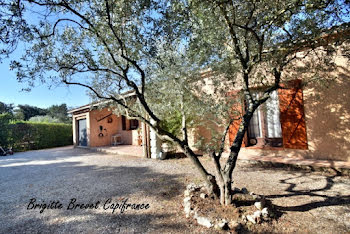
[7,122,73,151]
[0,113,12,146]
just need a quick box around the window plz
[122,116,139,130]
[247,93,262,138]
[265,90,282,138]
[229,79,307,150]
[247,90,283,147]
[129,119,139,130]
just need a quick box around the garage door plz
[78,119,87,146]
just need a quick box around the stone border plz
[183,183,272,231]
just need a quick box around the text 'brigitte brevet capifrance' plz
[27,198,150,214]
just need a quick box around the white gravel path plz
[0,146,349,233]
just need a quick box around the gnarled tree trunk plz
[210,110,255,205]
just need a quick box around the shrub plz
[28,115,61,123]
[159,111,183,137]
[8,122,72,151]
[0,113,11,146]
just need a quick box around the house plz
[68,101,162,159]
[225,77,349,162]
[69,47,349,162]
[189,49,350,162]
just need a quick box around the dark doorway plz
[78,119,87,146]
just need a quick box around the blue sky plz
[0,55,91,109]
[0,4,91,109]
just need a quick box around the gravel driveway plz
[0,146,349,233]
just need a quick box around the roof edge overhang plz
[68,91,136,114]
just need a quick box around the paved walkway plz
[240,154,350,169]
[238,149,350,175]
[90,145,144,157]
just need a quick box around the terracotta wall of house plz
[239,74,350,162]
[88,109,140,147]
[188,120,226,153]
[188,53,350,162]
[89,109,119,147]
[303,72,350,161]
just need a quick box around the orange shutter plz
[228,91,246,147]
[278,80,308,149]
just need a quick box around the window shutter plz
[278,80,308,149]
[229,120,247,147]
[228,91,246,147]
[122,115,126,130]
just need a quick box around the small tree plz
[169,0,350,205]
[28,115,61,123]
[46,104,70,123]
[0,0,349,206]
[0,102,14,114]
[15,104,47,121]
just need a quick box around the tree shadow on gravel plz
[0,148,192,233]
[1,162,185,200]
[235,162,350,219]
[265,174,350,212]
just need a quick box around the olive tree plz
[160,0,350,205]
[0,0,349,206]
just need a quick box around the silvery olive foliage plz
[0,0,349,205]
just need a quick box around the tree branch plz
[217,117,239,159]
[180,93,188,143]
[28,0,159,122]
[104,0,146,95]
[63,77,214,187]
[39,18,88,39]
